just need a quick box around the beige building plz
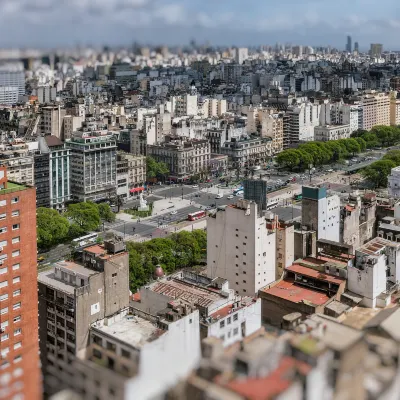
[63,115,84,140]
[314,124,351,141]
[201,99,227,118]
[117,152,146,190]
[261,109,284,154]
[40,105,67,138]
[362,91,390,130]
[147,136,210,181]
[390,92,400,126]
[0,143,34,186]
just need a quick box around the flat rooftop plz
[286,264,345,285]
[54,260,98,278]
[0,181,27,195]
[150,278,224,308]
[358,237,394,255]
[92,314,164,349]
[261,279,330,306]
[38,269,75,295]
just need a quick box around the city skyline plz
[0,0,399,49]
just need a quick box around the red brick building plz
[0,167,41,400]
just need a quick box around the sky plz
[0,0,398,49]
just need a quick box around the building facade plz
[207,200,276,296]
[0,167,41,400]
[40,106,67,139]
[362,92,390,130]
[314,124,351,141]
[67,131,117,202]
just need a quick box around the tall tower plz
[346,36,352,53]
[354,41,359,53]
[0,166,41,399]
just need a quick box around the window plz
[13,303,21,310]
[0,227,7,234]
[0,280,7,288]
[0,307,8,315]
[12,224,19,231]
[0,213,5,220]
[14,342,21,350]
[1,334,9,341]
[13,290,21,297]
[0,361,9,370]
[13,316,21,323]
[233,313,238,321]
[121,349,131,359]
[14,328,21,336]
[13,277,20,284]
[11,210,19,217]
[243,280,246,283]
[12,264,20,271]
[12,237,20,244]
[11,197,19,204]
[12,251,20,258]
[227,317,231,325]
[0,267,7,275]
[233,327,239,335]
[243,243,246,246]
[0,320,8,330]
[220,320,225,328]
[111,273,117,278]
[0,294,8,302]
[13,368,23,378]
[0,200,5,207]
[14,355,22,363]
[220,335,225,341]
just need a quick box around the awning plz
[130,187,144,193]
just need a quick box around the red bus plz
[188,210,206,221]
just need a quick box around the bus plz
[71,232,98,248]
[188,210,206,221]
[266,200,279,210]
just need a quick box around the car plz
[215,194,223,199]
[227,195,234,199]
[37,256,45,262]
[192,185,199,188]
[170,210,177,215]
[327,169,334,173]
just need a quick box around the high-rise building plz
[37,239,129,396]
[40,106,67,139]
[346,35,352,52]
[361,91,390,130]
[354,41,359,52]
[0,167,41,400]
[370,43,383,58]
[207,199,276,296]
[243,179,268,211]
[301,186,340,243]
[235,48,249,65]
[34,136,71,210]
[67,131,117,202]
[0,63,25,97]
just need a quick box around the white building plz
[302,186,340,243]
[0,62,25,96]
[348,238,391,308]
[314,124,351,141]
[236,48,249,65]
[330,102,361,133]
[207,199,276,296]
[0,86,19,105]
[388,167,400,198]
[171,94,198,117]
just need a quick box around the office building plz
[243,179,268,210]
[67,131,117,202]
[207,199,276,296]
[0,167,41,400]
[37,239,129,396]
[370,43,383,58]
[40,106,67,139]
[346,35,352,53]
[0,63,25,97]
[354,41,359,52]
[62,115,84,141]
[34,87,57,104]
[147,137,210,181]
[314,124,351,141]
[34,136,70,210]
[301,186,340,242]
[0,87,19,105]
[109,63,136,85]
[362,92,390,130]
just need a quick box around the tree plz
[146,156,169,181]
[355,137,367,152]
[37,208,70,249]
[341,138,361,156]
[67,202,100,233]
[276,149,300,170]
[98,203,116,222]
[362,160,396,188]
[361,133,380,149]
[383,150,400,165]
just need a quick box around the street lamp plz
[181,187,184,200]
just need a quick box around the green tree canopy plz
[355,137,367,152]
[37,208,70,249]
[67,202,100,233]
[362,159,396,188]
[276,149,300,170]
[98,203,116,222]
[146,156,169,180]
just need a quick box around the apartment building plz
[0,167,41,400]
[207,200,276,296]
[171,95,198,117]
[362,91,390,130]
[390,92,400,126]
[220,136,272,169]
[314,124,351,141]
[201,99,227,118]
[67,131,117,202]
[261,109,284,154]
[0,142,34,186]
[116,155,129,200]
[40,106,67,139]
[116,153,146,191]
[62,115,84,141]
[147,137,210,181]
[37,239,129,396]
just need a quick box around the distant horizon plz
[0,0,398,50]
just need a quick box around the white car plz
[192,185,199,188]
[227,195,234,200]
[170,210,177,215]
[215,194,223,199]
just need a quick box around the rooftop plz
[261,279,330,306]
[358,237,394,255]
[54,260,98,278]
[286,264,346,285]
[92,314,165,349]
[38,269,75,295]
[0,181,26,195]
